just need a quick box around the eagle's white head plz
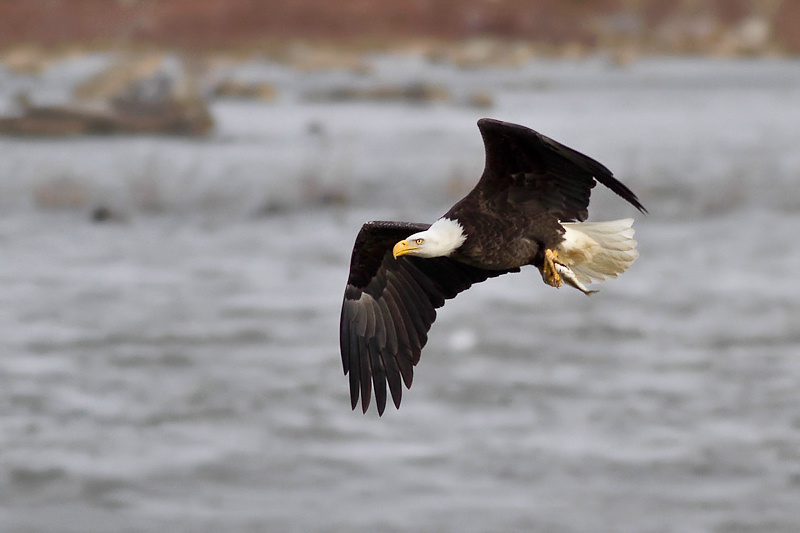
[393,218,467,259]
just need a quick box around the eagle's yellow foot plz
[540,248,563,288]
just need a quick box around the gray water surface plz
[1,57,800,533]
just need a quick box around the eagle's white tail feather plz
[557,218,638,286]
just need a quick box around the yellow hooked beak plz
[392,239,419,259]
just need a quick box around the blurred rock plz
[73,53,165,101]
[308,82,449,104]
[0,95,213,137]
[466,91,493,109]
[284,44,371,73]
[714,16,772,57]
[427,39,537,68]
[0,45,53,74]
[211,79,277,100]
[90,205,127,223]
[306,120,326,136]
[0,102,114,136]
[0,54,214,137]
[33,177,89,209]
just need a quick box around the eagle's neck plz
[424,217,467,257]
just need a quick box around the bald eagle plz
[340,118,646,415]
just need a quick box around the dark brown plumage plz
[340,118,646,415]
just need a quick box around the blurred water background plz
[2,12,800,533]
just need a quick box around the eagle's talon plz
[542,248,562,288]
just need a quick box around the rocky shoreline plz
[1,1,796,137]
[1,0,798,61]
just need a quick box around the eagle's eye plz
[415,238,424,245]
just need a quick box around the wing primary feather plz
[376,296,398,355]
[348,332,361,410]
[369,338,388,416]
[382,285,412,354]
[396,346,414,388]
[594,173,647,214]
[394,264,435,337]
[476,118,646,220]
[351,300,367,337]
[362,296,376,339]
[384,282,420,379]
[385,271,423,351]
[358,337,372,414]
[425,260,475,299]
[370,296,398,411]
[397,346,414,389]
[404,258,446,308]
[339,301,353,374]
[397,283,430,355]
[381,286,416,388]
[371,299,387,349]
[382,343,403,409]
[397,260,437,315]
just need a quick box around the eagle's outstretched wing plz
[476,118,646,222]
[340,221,516,415]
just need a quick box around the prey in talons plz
[554,263,599,296]
[540,248,563,288]
[541,248,599,296]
